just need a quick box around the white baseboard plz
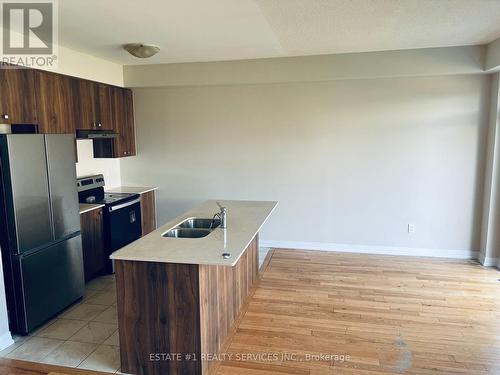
[260,240,479,260]
[0,331,14,351]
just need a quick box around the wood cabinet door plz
[73,79,97,130]
[80,207,105,282]
[35,71,76,134]
[74,81,113,130]
[0,68,36,124]
[123,88,136,156]
[112,87,136,157]
[140,191,156,236]
[111,86,126,157]
[95,83,113,130]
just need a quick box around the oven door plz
[107,198,142,253]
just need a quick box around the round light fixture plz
[123,43,160,58]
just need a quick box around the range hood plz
[76,129,118,139]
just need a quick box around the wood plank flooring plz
[1,249,499,375]
[214,249,500,375]
[0,358,111,375]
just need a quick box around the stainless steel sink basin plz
[163,228,211,238]
[162,217,222,239]
[178,218,221,229]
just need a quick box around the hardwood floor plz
[0,358,111,374]
[214,249,500,375]
[1,249,499,375]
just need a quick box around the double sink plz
[163,218,221,238]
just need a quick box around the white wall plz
[0,257,13,349]
[75,140,121,188]
[121,74,490,258]
[124,45,485,87]
[43,44,124,86]
[479,73,500,266]
[486,37,500,72]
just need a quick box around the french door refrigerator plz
[0,134,84,334]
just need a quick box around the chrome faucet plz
[215,201,227,229]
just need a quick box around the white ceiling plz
[58,0,500,65]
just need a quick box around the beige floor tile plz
[69,321,117,344]
[92,306,118,324]
[40,340,97,367]
[85,276,114,291]
[0,335,28,357]
[85,290,117,306]
[60,303,109,321]
[102,330,119,346]
[5,337,63,362]
[78,344,120,373]
[29,318,57,336]
[81,289,100,303]
[35,319,87,340]
[104,282,117,293]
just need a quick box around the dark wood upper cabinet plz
[112,87,136,157]
[0,68,37,124]
[1,65,136,157]
[97,83,113,130]
[74,79,96,130]
[74,80,113,130]
[123,89,136,156]
[34,70,77,134]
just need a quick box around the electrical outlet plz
[408,224,416,234]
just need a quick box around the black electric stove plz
[77,174,142,274]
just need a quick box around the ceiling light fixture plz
[123,43,160,58]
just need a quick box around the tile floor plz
[0,248,270,374]
[0,274,121,373]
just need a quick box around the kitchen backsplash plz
[75,139,121,188]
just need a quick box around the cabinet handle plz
[97,123,102,128]
[1,114,9,120]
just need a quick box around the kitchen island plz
[110,200,277,375]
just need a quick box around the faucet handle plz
[216,201,226,211]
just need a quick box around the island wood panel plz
[199,235,259,375]
[115,260,202,375]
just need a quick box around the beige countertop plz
[106,186,158,195]
[110,200,277,266]
[79,203,105,214]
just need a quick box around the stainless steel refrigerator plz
[0,134,84,334]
